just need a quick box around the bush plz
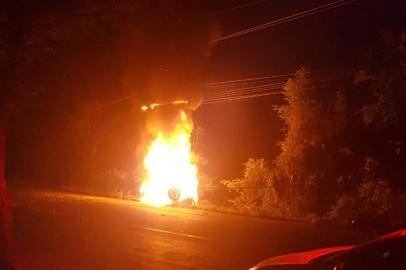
[327,179,395,229]
[198,174,230,206]
[327,193,360,225]
[358,180,393,216]
[90,168,137,200]
[222,159,280,216]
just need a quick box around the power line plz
[216,0,358,42]
[82,68,352,111]
[202,91,284,105]
[204,86,284,102]
[81,94,138,111]
[202,75,352,105]
[205,82,285,99]
[202,85,335,105]
[204,83,285,101]
[205,67,352,87]
[200,0,266,18]
[216,0,356,41]
[205,68,353,94]
[207,81,286,93]
[208,76,348,97]
[204,74,292,87]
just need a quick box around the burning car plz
[139,104,199,207]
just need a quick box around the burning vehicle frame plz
[139,100,199,207]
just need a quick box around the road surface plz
[9,184,365,270]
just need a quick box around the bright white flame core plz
[140,111,199,206]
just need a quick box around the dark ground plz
[9,183,367,270]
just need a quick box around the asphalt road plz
[9,185,365,270]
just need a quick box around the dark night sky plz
[200,0,405,77]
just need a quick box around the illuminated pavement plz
[10,185,365,270]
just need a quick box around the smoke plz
[141,8,220,112]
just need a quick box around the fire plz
[140,100,188,111]
[140,110,199,206]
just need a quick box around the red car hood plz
[251,245,353,269]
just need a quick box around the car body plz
[249,229,406,270]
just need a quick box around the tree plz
[274,68,349,216]
[328,179,394,228]
[219,33,406,228]
[0,2,146,266]
[352,32,406,189]
[0,8,22,267]
[0,104,14,269]
[326,32,406,227]
[0,0,213,266]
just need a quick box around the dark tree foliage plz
[0,1,210,266]
[225,33,406,228]
[274,67,348,216]
[3,0,210,188]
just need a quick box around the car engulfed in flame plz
[139,109,199,206]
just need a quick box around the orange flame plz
[140,110,199,206]
[141,100,189,111]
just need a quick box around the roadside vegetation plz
[216,33,406,231]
